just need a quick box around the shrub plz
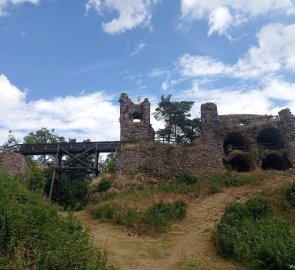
[245,197,272,220]
[97,179,112,192]
[216,196,295,269]
[286,181,295,206]
[179,171,198,185]
[0,171,112,270]
[144,200,187,233]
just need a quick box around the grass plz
[90,200,187,234]
[159,171,264,197]
[0,171,113,270]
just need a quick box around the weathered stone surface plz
[0,152,28,176]
[119,93,154,142]
[118,96,295,176]
[117,142,224,178]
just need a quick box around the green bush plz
[286,182,295,206]
[245,197,272,220]
[179,171,198,185]
[216,196,295,269]
[97,179,112,192]
[26,163,46,192]
[0,171,112,270]
[144,200,187,233]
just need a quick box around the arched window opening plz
[223,133,248,155]
[257,128,284,149]
[132,112,142,123]
[261,153,291,171]
[225,154,252,172]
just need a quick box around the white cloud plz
[0,0,39,16]
[130,42,146,57]
[0,74,120,144]
[86,0,158,34]
[181,0,294,35]
[181,78,295,118]
[179,53,232,77]
[208,6,233,36]
[179,23,295,79]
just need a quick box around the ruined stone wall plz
[278,109,295,167]
[0,152,28,176]
[117,142,224,178]
[120,93,154,142]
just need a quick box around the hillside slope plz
[77,171,294,270]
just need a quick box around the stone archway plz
[257,127,284,150]
[261,153,291,171]
[223,133,248,155]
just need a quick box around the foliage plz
[286,181,295,206]
[91,200,187,234]
[97,179,112,192]
[216,196,295,269]
[100,153,117,173]
[0,171,112,270]
[23,127,66,165]
[0,130,19,152]
[23,128,93,210]
[153,94,200,144]
[144,200,187,233]
[178,171,198,185]
[26,161,46,192]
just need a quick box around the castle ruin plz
[118,94,295,175]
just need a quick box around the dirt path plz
[76,172,294,270]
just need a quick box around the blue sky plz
[0,0,295,143]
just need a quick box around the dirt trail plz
[76,173,294,270]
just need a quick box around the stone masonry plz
[119,93,155,142]
[117,96,295,176]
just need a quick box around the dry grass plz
[76,170,295,270]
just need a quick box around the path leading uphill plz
[76,171,294,270]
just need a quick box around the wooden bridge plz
[17,141,124,199]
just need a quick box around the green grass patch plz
[0,171,113,270]
[90,200,187,234]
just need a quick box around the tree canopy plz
[153,95,201,144]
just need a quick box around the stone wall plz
[0,152,28,176]
[117,142,224,178]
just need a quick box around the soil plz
[76,171,294,270]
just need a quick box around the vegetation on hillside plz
[0,171,113,270]
[215,183,295,269]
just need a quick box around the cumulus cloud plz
[179,23,295,79]
[86,0,159,34]
[181,78,295,118]
[0,74,120,144]
[208,6,233,36]
[181,0,294,35]
[0,0,39,16]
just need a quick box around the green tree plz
[23,127,66,165]
[23,128,92,209]
[153,95,200,144]
[0,130,19,151]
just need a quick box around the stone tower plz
[201,102,219,142]
[119,93,155,142]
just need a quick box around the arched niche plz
[223,133,248,155]
[257,127,284,149]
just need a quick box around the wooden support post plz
[49,143,60,201]
[94,142,99,175]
